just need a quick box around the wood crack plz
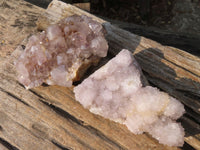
[39,99,85,126]
[176,89,200,100]
[51,140,72,150]
[0,138,19,150]
[183,107,200,125]
[163,57,200,79]
[40,99,127,150]
[84,125,128,150]
[29,89,45,99]
[61,126,96,150]
[182,142,196,150]
[0,87,32,108]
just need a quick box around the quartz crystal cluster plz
[74,49,185,147]
[16,15,108,89]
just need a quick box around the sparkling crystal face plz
[74,49,185,147]
[16,15,108,89]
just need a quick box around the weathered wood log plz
[0,0,183,149]
[0,0,200,149]
[37,0,200,118]
[37,0,200,149]
[110,20,200,56]
[0,0,44,58]
[0,47,180,150]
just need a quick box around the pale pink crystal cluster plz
[74,49,185,147]
[16,15,108,89]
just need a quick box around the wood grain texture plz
[110,20,200,56]
[0,0,44,58]
[0,0,199,149]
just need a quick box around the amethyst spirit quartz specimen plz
[15,15,108,89]
[74,49,185,147]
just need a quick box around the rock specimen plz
[15,15,108,89]
[74,49,185,147]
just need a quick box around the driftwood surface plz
[0,0,200,149]
[0,0,44,59]
[37,1,200,147]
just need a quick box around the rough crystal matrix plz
[16,15,108,89]
[74,49,185,147]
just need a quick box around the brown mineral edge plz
[15,15,108,89]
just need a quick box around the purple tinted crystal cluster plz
[16,15,108,89]
[74,49,185,147]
